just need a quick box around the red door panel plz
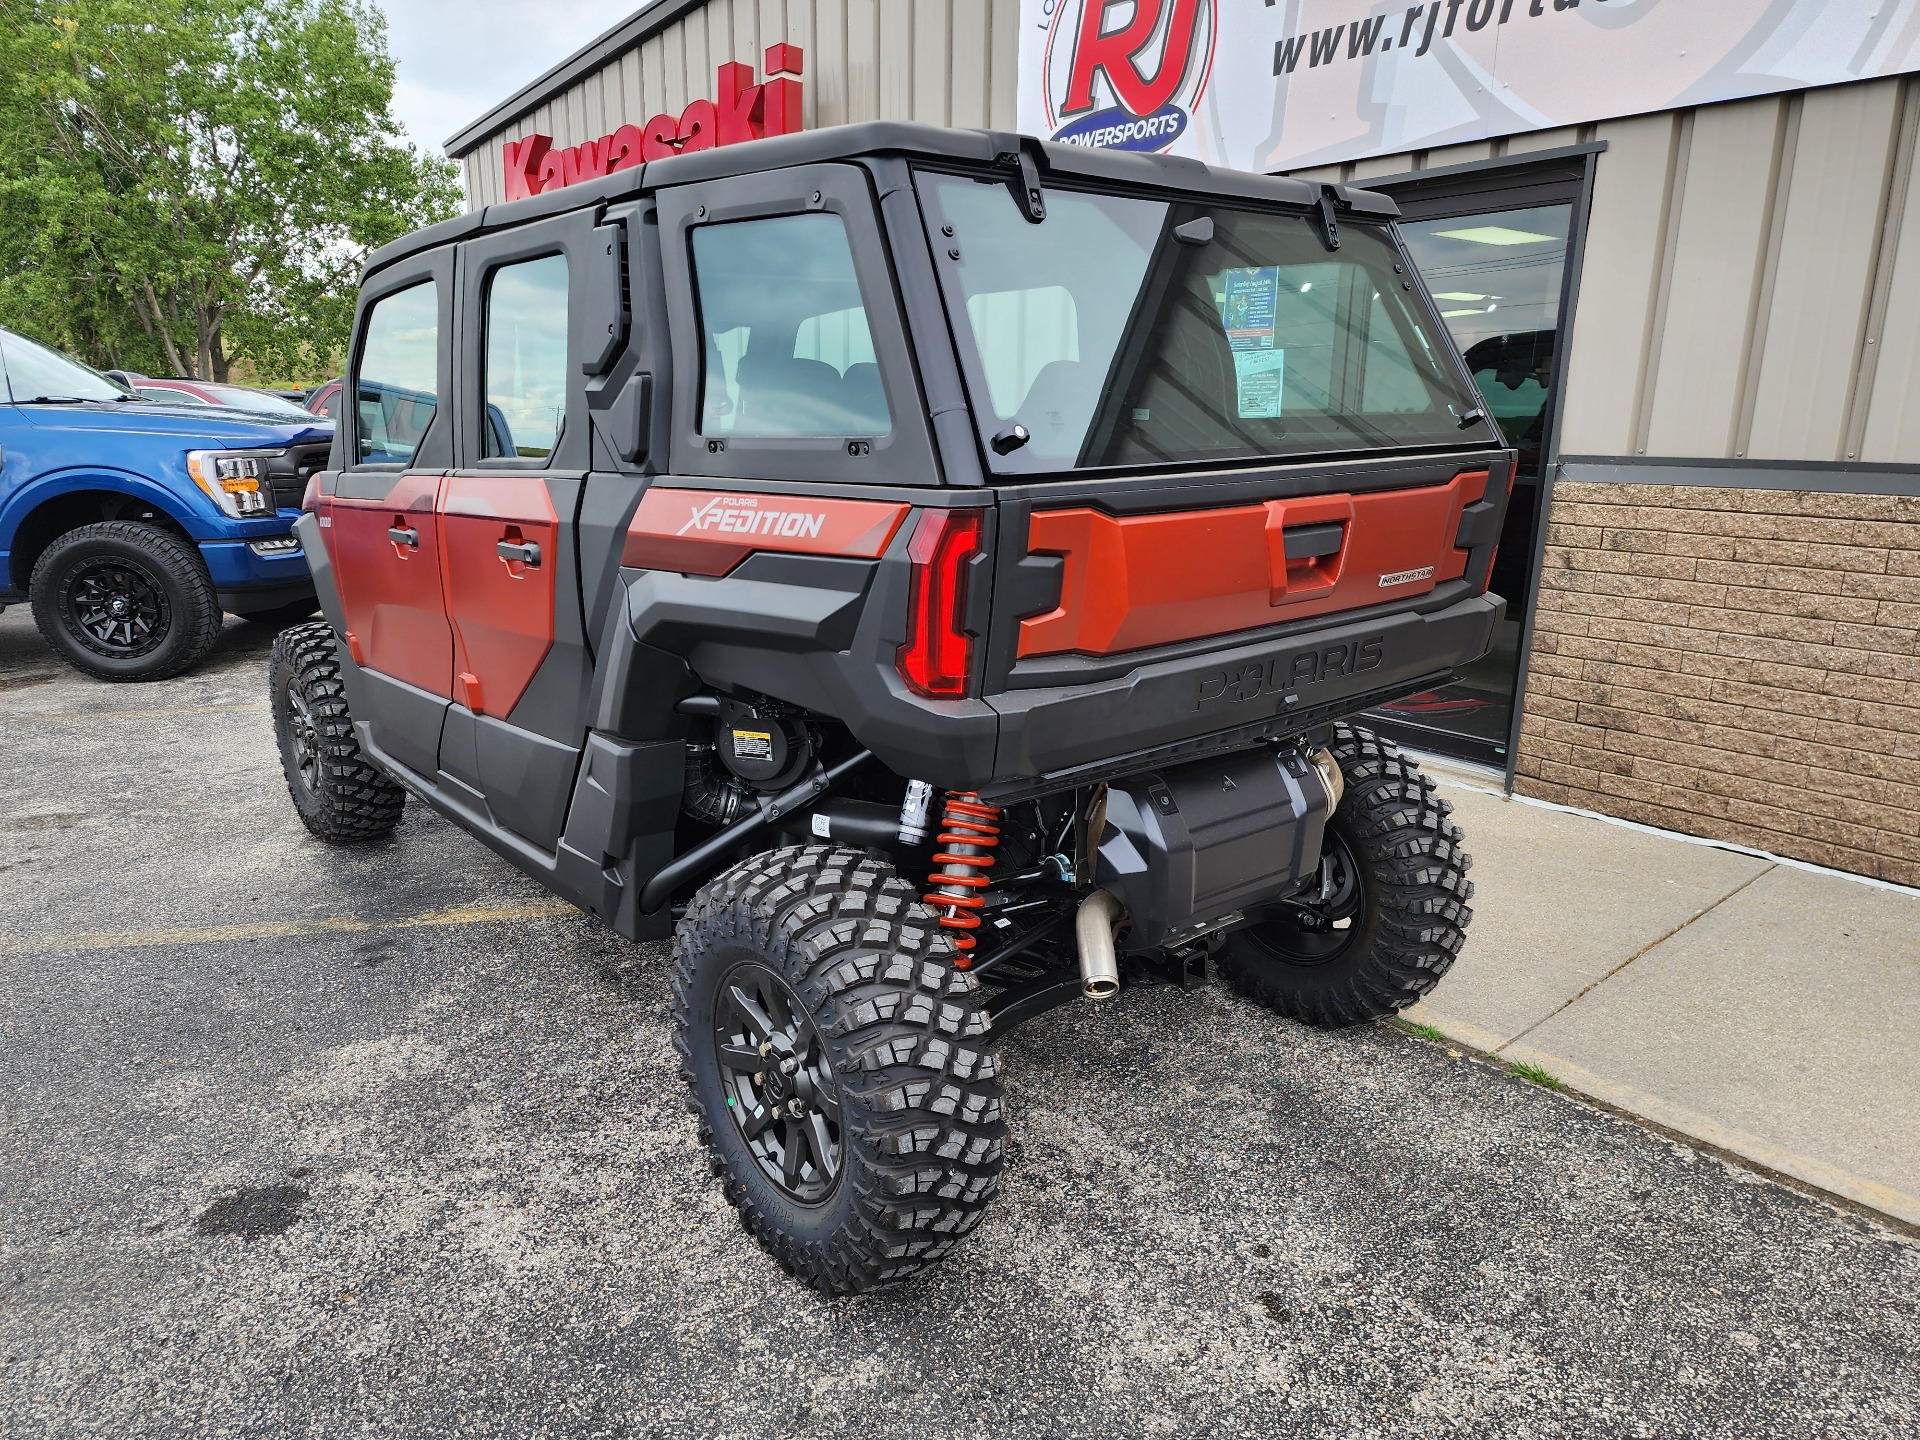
[437,475,558,719]
[324,474,454,696]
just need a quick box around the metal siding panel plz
[1556,112,1680,456]
[814,0,850,126]
[1862,137,1920,462]
[642,37,668,121]
[878,0,912,121]
[989,0,1019,131]
[1423,141,1492,168]
[1349,152,1413,179]
[1643,101,1785,457]
[1747,82,1903,461]
[847,0,880,123]
[913,0,950,126]
[949,0,988,131]
[1289,164,1345,182]
[1506,126,1579,155]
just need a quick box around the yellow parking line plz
[0,899,582,958]
[1,703,271,722]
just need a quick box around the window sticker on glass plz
[1221,267,1284,419]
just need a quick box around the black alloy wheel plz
[672,846,1005,1294]
[28,521,223,681]
[63,555,170,658]
[1218,723,1474,1028]
[269,621,406,842]
[712,961,842,1204]
[1237,831,1367,967]
[284,679,322,800]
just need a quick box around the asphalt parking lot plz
[4,605,1919,1440]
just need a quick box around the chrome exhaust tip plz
[1076,889,1123,1001]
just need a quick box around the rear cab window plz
[691,213,892,439]
[355,282,440,467]
[481,253,570,461]
[914,171,1492,475]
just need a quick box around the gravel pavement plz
[3,607,1918,1440]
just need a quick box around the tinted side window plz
[356,282,439,466]
[482,254,569,460]
[692,214,891,438]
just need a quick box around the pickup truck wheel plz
[28,521,221,681]
[1219,724,1473,1028]
[671,845,1004,1295]
[269,621,404,842]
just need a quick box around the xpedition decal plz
[622,489,911,576]
[1042,0,1216,154]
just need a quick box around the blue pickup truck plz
[0,325,330,680]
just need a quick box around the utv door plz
[330,248,457,780]
[434,214,600,852]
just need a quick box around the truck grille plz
[267,443,331,511]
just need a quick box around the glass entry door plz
[1362,160,1586,768]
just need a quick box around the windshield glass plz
[916,174,1491,473]
[0,329,130,403]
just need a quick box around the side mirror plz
[581,222,630,376]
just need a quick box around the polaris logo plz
[1379,566,1435,588]
[677,496,826,540]
[1195,636,1385,712]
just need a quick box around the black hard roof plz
[364,122,1397,282]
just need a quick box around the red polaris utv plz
[272,123,1509,1293]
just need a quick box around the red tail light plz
[896,508,982,698]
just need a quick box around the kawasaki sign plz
[1018,0,1920,172]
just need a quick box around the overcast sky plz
[380,0,648,155]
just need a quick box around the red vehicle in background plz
[108,373,315,418]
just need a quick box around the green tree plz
[0,0,460,382]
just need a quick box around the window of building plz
[483,254,570,459]
[356,282,440,466]
[691,213,892,437]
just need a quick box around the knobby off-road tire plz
[28,521,221,681]
[671,845,1005,1295]
[1220,723,1473,1028]
[269,621,405,842]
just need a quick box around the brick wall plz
[1514,482,1920,888]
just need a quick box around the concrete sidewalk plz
[1409,757,1920,1228]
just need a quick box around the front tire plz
[1219,724,1473,1028]
[28,522,222,681]
[671,846,1005,1295]
[270,621,405,842]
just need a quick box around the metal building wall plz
[1293,75,1920,468]
[458,0,1022,211]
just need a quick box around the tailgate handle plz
[1265,496,1354,604]
[1282,523,1344,562]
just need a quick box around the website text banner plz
[1017,0,1920,174]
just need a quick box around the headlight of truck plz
[186,449,282,519]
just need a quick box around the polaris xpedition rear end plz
[273,123,1510,1293]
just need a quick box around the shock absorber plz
[923,791,1002,965]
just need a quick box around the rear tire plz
[270,621,404,842]
[671,845,1004,1295]
[28,521,221,681]
[1219,724,1473,1028]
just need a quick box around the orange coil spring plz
[923,792,1002,963]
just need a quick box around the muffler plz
[1076,889,1123,1000]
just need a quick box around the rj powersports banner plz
[1018,0,1920,173]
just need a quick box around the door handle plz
[388,524,419,549]
[496,539,541,567]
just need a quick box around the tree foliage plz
[0,0,461,382]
